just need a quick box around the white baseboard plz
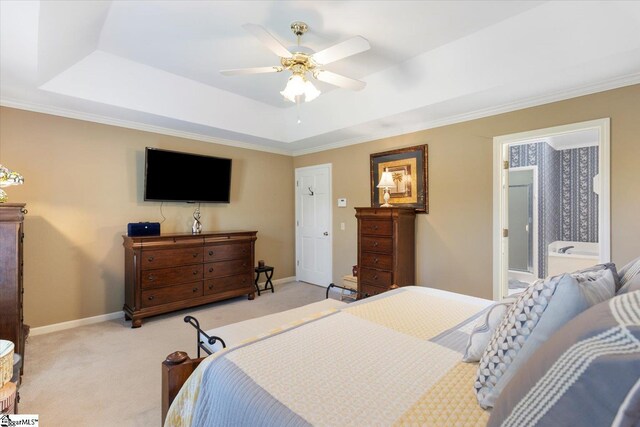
[30,311,124,336]
[259,276,296,287]
[30,276,299,336]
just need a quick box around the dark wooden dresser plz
[0,203,27,374]
[123,231,257,327]
[355,207,416,297]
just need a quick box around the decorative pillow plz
[487,290,640,427]
[462,295,519,363]
[618,273,640,295]
[619,256,640,287]
[572,262,620,290]
[474,268,617,409]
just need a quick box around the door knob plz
[323,231,329,236]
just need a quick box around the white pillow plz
[462,295,519,363]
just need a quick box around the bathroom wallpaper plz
[561,146,599,242]
[510,143,599,278]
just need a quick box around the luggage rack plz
[185,283,373,357]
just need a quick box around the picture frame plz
[370,144,428,213]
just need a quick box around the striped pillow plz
[488,290,640,427]
[618,256,640,292]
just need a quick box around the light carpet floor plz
[19,281,328,426]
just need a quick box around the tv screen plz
[144,148,232,203]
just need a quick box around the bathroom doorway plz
[493,119,610,300]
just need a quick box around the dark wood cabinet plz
[355,207,415,297]
[0,203,27,375]
[123,231,257,327]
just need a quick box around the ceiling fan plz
[221,22,370,103]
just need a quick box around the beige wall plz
[0,107,295,327]
[295,84,640,299]
[1,84,638,327]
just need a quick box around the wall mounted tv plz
[144,148,232,203]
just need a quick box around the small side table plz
[341,275,358,301]
[254,266,275,296]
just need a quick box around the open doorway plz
[493,119,610,300]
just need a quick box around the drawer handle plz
[374,257,379,263]
[148,274,155,281]
[373,225,378,230]
[209,250,214,256]
[148,256,154,262]
[193,253,198,258]
[373,241,379,247]
[148,295,155,301]
[209,267,214,273]
[193,287,199,293]
[242,262,247,267]
[193,270,199,275]
[208,284,213,290]
[373,274,378,280]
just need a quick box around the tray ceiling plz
[1,1,639,155]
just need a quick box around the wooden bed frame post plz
[161,351,204,423]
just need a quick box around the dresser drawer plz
[361,236,393,253]
[141,265,203,289]
[141,248,203,269]
[360,253,392,270]
[205,259,250,278]
[359,268,393,287]
[204,274,253,295]
[359,282,388,298]
[360,219,392,236]
[141,281,203,308]
[205,242,250,262]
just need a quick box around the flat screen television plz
[144,148,232,203]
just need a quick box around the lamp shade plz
[377,169,395,188]
[0,164,24,203]
[281,73,321,103]
[0,340,13,387]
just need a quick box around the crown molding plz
[291,73,640,156]
[0,97,294,156]
[2,72,639,159]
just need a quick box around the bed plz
[164,286,494,426]
[162,260,640,427]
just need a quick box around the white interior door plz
[295,164,332,286]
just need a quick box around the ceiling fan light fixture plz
[280,73,321,103]
[303,80,321,102]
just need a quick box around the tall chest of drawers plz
[123,231,257,328]
[355,207,416,297]
[0,203,27,375]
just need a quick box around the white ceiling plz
[1,1,639,156]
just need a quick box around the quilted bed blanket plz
[165,286,494,426]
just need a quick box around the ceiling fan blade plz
[242,23,293,58]
[312,36,370,65]
[314,70,366,91]
[220,66,283,76]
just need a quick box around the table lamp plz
[376,168,395,207]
